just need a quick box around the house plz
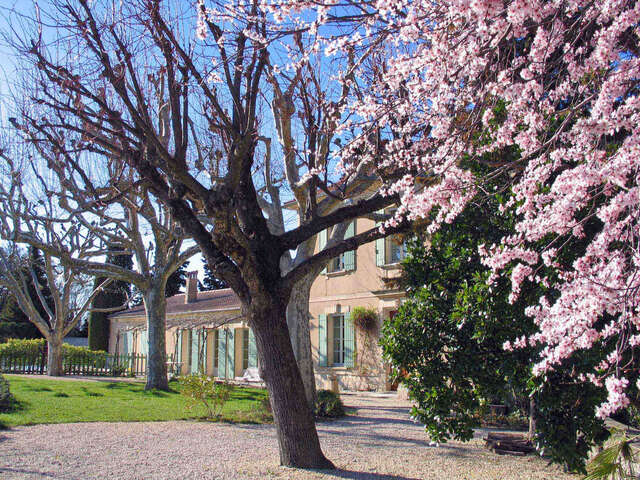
[109,215,406,391]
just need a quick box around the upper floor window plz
[386,235,407,264]
[319,221,356,274]
[376,209,407,266]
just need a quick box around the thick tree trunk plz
[286,275,317,406]
[251,297,333,469]
[143,281,169,391]
[47,335,64,376]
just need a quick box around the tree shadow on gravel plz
[314,469,422,480]
[0,467,57,478]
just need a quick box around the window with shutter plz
[325,221,356,273]
[202,330,208,374]
[343,221,356,271]
[242,328,249,371]
[344,312,355,368]
[217,329,227,378]
[140,330,148,356]
[213,329,219,371]
[319,229,327,274]
[332,314,345,365]
[248,328,257,368]
[176,330,183,373]
[190,329,199,374]
[318,314,327,366]
[376,208,407,266]
[227,328,236,378]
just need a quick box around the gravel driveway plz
[0,392,576,479]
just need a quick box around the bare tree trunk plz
[143,280,169,391]
[252,296,333,469]
[47,335,64,376]
[286,275,317,406]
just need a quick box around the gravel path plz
[0,392,576,479]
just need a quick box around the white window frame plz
[385,235,407,265]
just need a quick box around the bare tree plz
[262,37,387,405]
[8,0,410,468]
[0,182,120,375]
[0,143,199,390]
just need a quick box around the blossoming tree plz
[269,0,640,417]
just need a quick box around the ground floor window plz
[211,329,218,369]
[318,312,355,368]
[242,328,249,370]
[332,315,345,366]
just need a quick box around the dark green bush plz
[314,389,345,418]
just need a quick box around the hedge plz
[0,338,107,362]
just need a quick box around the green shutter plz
[190,329,199,374]
[227,328,235,379]
[344,311,355,368]
[248,328,257,368]
[318,314,327,367]
[375,211,386,266]
[202,330,208,374]
[343,221,356,271]
[218,329,227,378]
[127,331,134,354]
[375,237,385,266]
[176,330,182,367]
[140,330,148,356]
[319,229,328,274]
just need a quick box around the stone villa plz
[109,215,406,391]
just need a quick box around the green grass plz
[0,375,271,427]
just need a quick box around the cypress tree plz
[165,260,189,297]
[88,252,133,351]
[200,263,228,291]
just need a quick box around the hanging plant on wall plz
[352,307,378,331]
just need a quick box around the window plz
[242,328,250,371]
[213,330,219,369]
[327,253,345,273]
[332,315,345,365]
[386,235,407,264]
[320,221,356,274]
[376,208,407,266]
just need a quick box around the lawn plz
[0,375,271,427]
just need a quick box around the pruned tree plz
[0,125,199,390]
[0,195,119,375]
[8,0,412,468]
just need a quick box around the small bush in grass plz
[0,373,15,412]
[179,374,234,419]
[314,390,345,418]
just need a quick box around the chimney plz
[185,271,198,304]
